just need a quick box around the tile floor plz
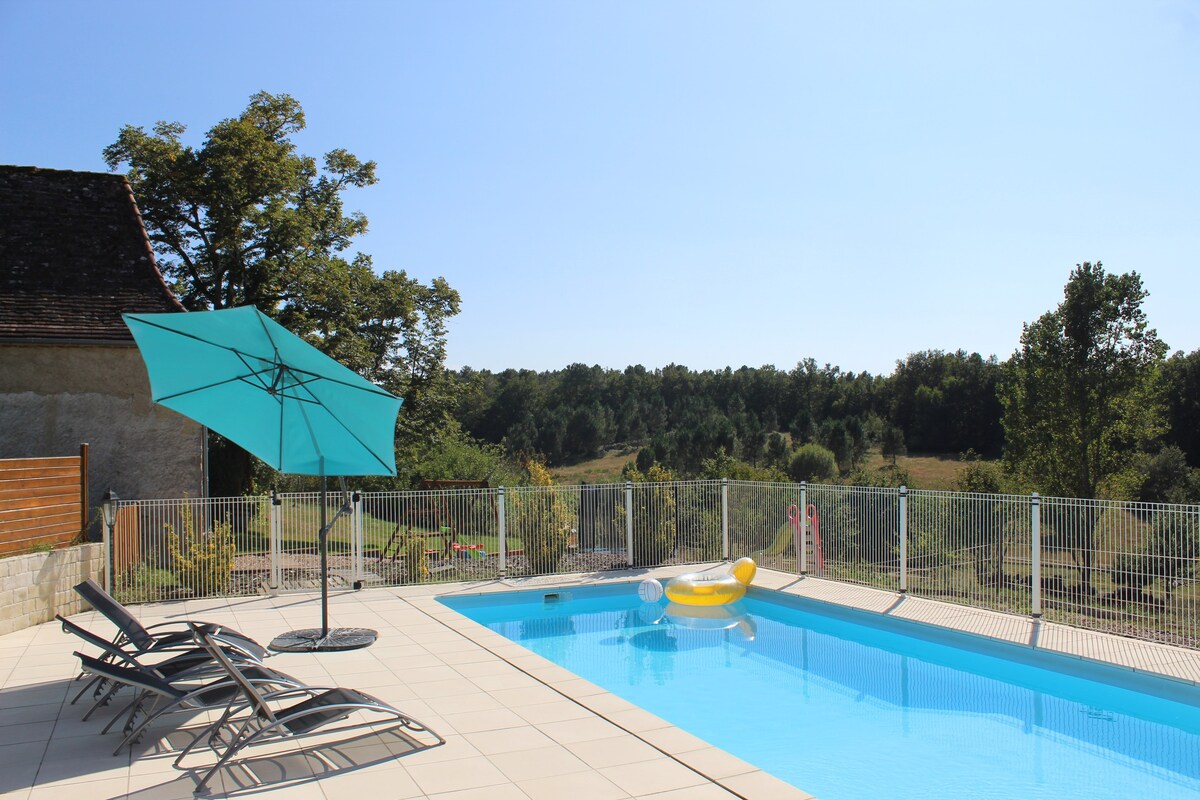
[2,565,1198,799]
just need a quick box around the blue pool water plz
[440,584,1200,800]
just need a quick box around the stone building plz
[0,165,204,522]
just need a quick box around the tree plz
[104,92,460,492]
[1000,263,1168,595]
[880,424,906,465]
[888,350,1003,455]
[1000,262,1168,499]
[1162,350,1200,467]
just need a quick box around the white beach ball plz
[638,578,664,603]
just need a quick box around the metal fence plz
[103,480,1200,649]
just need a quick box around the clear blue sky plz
[3,1,1198,375]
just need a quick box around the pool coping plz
[402,563,1200,799]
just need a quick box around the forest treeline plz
[449,347,1200,488]
[453,352,1001,472]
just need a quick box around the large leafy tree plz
[1000,262,1168,499]
[104,92,460,491]
[1000,263,1167,596]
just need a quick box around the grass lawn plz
[233,503,522,556]
[860,451,973,489]
[551,447,980,490]
[551,447,638,484]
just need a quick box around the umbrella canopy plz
[123,306,401,477]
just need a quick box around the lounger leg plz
[71,674,103,705]
[191,720,276,797]
[82,682,122,721]
[175,703,242,767]
[100,696,138,735]
[116,695,184,755]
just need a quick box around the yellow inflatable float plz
[664,557,757,606]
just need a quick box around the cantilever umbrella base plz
[269,627,378,652]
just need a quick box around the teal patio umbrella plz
[124,305,402,651]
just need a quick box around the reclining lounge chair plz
[179,628,444,795]
[73,579,267,661]
[72,651,301,756]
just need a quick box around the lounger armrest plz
[153,628,268,661]
[142,620,221,634]
[57,616,144,667]
[214,685,331,718]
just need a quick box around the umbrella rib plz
[127,317,278,369]
[249,310,395,399]
[252,306,285,369]
[290,370,395,474]
[157,372,268,403]
[249,313,289,470]
[277,364,396,398]
[233,352,277,391]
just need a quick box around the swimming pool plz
[440,584,1200,800]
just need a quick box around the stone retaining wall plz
[0,543,105,635]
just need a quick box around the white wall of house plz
[0,343,204,520]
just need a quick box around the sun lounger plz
[72,652,300,756]
[59,614,268,720]
[73,579,267,660]
[179,627,444,795]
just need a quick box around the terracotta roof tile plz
[0,165,183,342]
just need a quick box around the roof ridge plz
[0,164,124,179]
[118,175,185,312]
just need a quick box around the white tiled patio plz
[3,566,1199,800]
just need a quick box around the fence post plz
[79,443,89,543]
[796,482,806,575]
[721,478,730,560]
[626,480,635,567]
[1031,493,1041,618]
[269,488,281,591]
[497,487,506,576]
[351,491,363,588]
[103,512,113,593]
[899,485,908,593]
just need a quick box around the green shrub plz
[1112,511,1199,598]
[165,507,236,597]
[625,462,677,566]
[788,444,838,483]
[510,459,572,573]
[402,529,430,583]
[955,452,1006,494]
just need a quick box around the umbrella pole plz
[320,474,329,638]
[269,469,376,652]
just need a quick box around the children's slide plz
[757,504,824,572]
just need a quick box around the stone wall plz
[0,544,105,635]
[0,343,204,533]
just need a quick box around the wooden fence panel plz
[113,504,140,572]
[0,445,88,555]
